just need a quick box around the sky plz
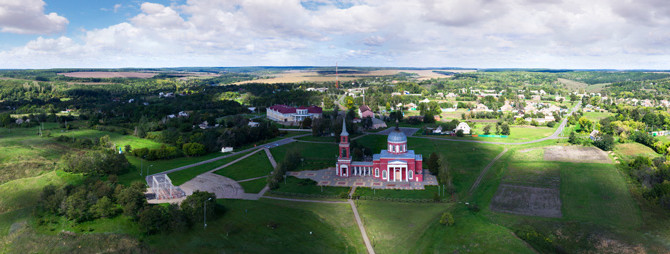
[0,0,668,69]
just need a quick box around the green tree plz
[60,190,89,222]
[139,205,168,235]
[116,182,147,218]
[439,212,455,226]
[90,196,117,218]
[501,123,510,135]
[426,152,440,176]
[593,134,614,151]
[483,124,491,135]
[180,191,217,226]
[0,113,12,127]
[568,131,578,144]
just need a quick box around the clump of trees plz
[268,150,302,189]
[59,149,129,175]
[38,179,220,235]
[621,156,670,210]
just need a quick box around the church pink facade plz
[336,119,423,182]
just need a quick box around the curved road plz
[412,101,581,145]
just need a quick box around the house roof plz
[359,105,371,112]
[270,105,322,114]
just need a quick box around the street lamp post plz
[204,197,212,229]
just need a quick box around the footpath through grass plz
[167,151,254,186]
[214,151,273,181]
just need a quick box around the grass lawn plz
[214,151,273,181]
[238,178,267,193]
[0,124,81,184]
[55,128,164,150]
[145,199,365,253]
[273,176,350,197]
[354,186,441,201]
[560,162,641,229]
[167,151,253,186]
[614,143,659,159]
[270,142,338,171]
[356,200,533,253]
[421,125,558,143]
[582,111,613,121]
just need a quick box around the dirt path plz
[349,199,376,254]
[468,148,508,194]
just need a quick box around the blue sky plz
[0,0,669,69]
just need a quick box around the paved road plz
[410,101,581,145]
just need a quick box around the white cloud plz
[1,0,670,68]
[0,0,68,34]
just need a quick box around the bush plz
[467,203,480,213]
[182,142,206,157]
[439,212,455,226]
[456,129,464,137]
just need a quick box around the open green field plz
[0,124,80,184]
[469,142,668,253]
[145,199,365,253]
[418,125,558,143]
[270,142,337,171]
[614,142,659,159]
[55,128,164,149]
[582,111,613,121]
[167,151,253,186]
[214,151,273,181]
[356,200,533,253]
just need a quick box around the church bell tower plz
[336,117,351,176]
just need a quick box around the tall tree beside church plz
[426,152,441,175]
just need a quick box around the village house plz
[454,122,471,134]
[267,105,322,123]
[500,103,515,112]
[248,121,260,127]
[473,103,492,112]
[335,120,424,182]
[358,105,375,118]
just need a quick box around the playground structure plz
[151,174,185,200]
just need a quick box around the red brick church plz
[336,119,424,182]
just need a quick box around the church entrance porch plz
[290,168,438,190]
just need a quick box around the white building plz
[454,122,471,134]
[267,105,322,123]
